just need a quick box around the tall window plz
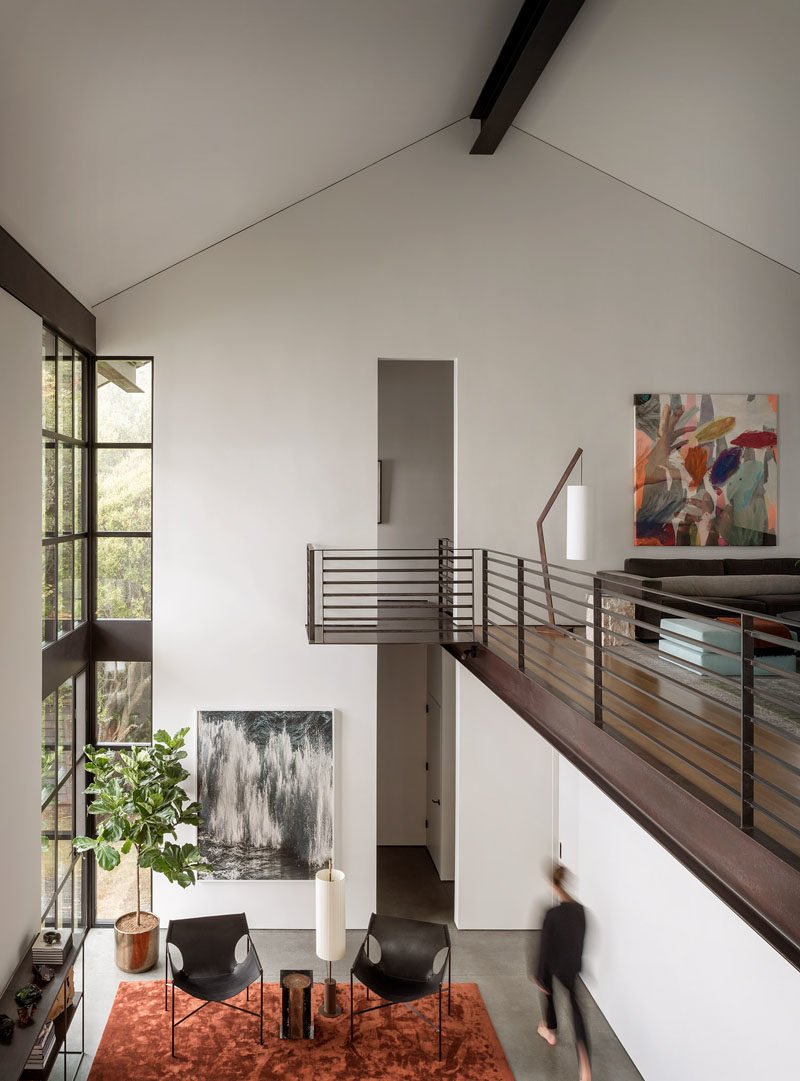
[93,359,153,921]
[41,341,154,927]
[41,328,87,931]
[95,359,152,621]
[42,329,87,642]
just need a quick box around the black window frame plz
[41,337,155,930]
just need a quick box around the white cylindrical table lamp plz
[315,865,346,1018]
[566,485,595,561]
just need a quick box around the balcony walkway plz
[306,543,800,971]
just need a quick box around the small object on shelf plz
[24,1021,55,1067]
[32,964,55,985]
[13,984,42,1027]
[46,967,75,1022]
[0,1013,14,1044]
[32,927,72,965]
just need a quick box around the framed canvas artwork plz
[197,709,333,880]
[634,393,778,547]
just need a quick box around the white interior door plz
[426,695,444,874]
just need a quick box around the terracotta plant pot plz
[114,911,160,973]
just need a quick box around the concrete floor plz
[67,850,643,1080]
[377,845,455,925]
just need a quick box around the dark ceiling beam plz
[470,0,587,155]
[0,225,95,353]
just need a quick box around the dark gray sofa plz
[598,557,800,641]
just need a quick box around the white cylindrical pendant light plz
[566,486,595,560]
[315,867,346,962]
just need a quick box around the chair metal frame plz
[163,914,264,1057]
[349,914,452,1061]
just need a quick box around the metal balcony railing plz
[306,540,476,645]
[307,541,800,873]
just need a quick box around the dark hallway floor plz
[376,845,455,925]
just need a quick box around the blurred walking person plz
[533,863,591,1081]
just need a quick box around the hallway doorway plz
[376,358,455,921]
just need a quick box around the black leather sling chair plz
[164,913,263,1056]
[350,912,452,1060]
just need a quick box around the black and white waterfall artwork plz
[197,710,333,881]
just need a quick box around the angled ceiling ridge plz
[93,117,469,310]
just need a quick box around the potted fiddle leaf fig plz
[73,727,211,973]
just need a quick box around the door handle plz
[431,799,441,805]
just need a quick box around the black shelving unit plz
[0,931,85,1081]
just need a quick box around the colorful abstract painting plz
[634,393,778,547]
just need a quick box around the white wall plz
[376,644,427,845]
[455,665,555,927]
[560,757,800,1081]
[96,118,800,939]
[0,289,43,984]
[517,0,800,274]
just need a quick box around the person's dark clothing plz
[536,900,589,1060]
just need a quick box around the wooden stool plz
[280,969,313,1039]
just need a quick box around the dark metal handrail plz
[307,543,800,865]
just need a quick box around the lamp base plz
[318,976,343,1018]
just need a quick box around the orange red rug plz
[88,981,514,1080]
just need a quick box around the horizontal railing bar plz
[489,576,749,664]
[323,603,471,613]
[748,679,800,717]
[488,552,800,632]
[588,673,741,773]
[748,656,800,682]
[521,631,600,695]
[751,801,800,842]
[485,624,594,710]
[322,553,474,561]
[324,615,468,624]
[319,625,474,634]
[323,591,474,599]
[487,620,594,703]
[322,569,473,576]
[511,619,744,769]
[499,575,748,662]
[486,589,750,718]
[749,713,800,748]
[751,771,800,814]
[485,594,520,619]
[486,546,792,606]
[317,546,470,552]
[322,578,474,585]
[752,743,800,779]
[600,704,741,801]
[742,627,800,651]
[584,653,741,743]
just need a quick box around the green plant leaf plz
[95,842,121,872]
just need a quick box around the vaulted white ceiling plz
[516,0,800,277]
[3,0,799,310]
[0,0,518,306]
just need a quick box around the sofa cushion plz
[722,557,799,576]
[624,558,725,578]
[659,574,800,598]
[757,594,800,615]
